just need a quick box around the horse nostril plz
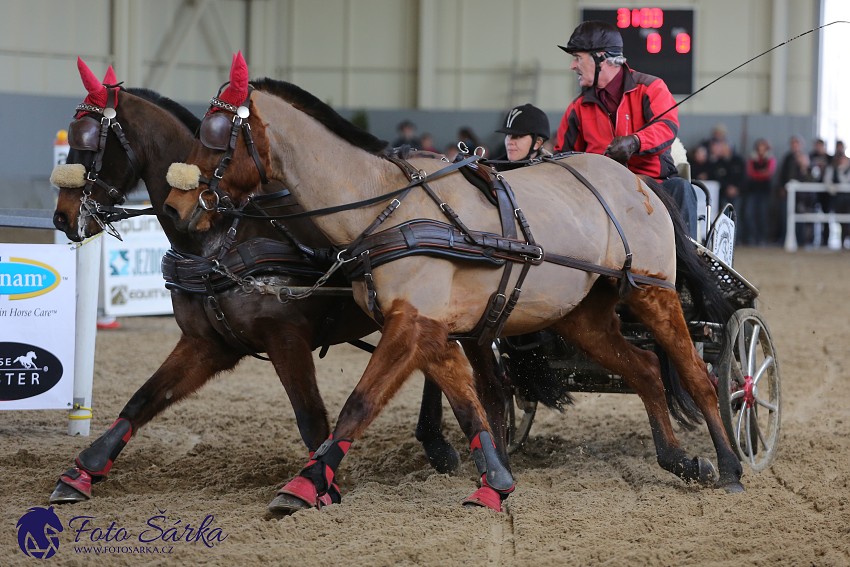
[53,212,68,231]
[163,203,178,221]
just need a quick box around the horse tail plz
[641,175,736,429]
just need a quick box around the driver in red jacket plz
[554,20,698,238]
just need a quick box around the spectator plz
[809,138,831,182]
[700,123,732,153]
[824,140,850,247]
[743,138,776,245]
[689,145,711,181]
[808,138,834,244]
[775,135,812,245]
[419,132,438,153]
[391,119,421,149]
[709,139,745,212]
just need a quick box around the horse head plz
[164,52,271,233]
[52,58,200,242]
[51,58,138,241]
[164,51,389,236]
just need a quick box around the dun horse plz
[163,53,744,512]
[48,58,475,512]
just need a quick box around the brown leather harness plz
[336,152,674,343]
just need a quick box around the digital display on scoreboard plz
[582,8,694,94]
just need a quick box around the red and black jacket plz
[554,65,679,180]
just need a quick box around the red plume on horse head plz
[217,51,250,107]
[76,57,119,115]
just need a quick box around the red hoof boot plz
[463,485,504,512]
[50,468,93,504]
[268,476,340,515]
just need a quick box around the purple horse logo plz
[16,506,63,559]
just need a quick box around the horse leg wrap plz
[277,446,346,509]
[57,418,133,498]
[76,418,133,477]
[463,431,515,512]
[299,436,352,498]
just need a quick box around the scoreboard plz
[582,7,695,94]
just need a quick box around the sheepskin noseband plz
[167,163,202,191]
[50,163,87,188]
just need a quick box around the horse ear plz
[102,65,118,87]
[77,57,103,95]
[76,56,109,112]
[218,51,249,106]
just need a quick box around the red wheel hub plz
[743,374,755,408]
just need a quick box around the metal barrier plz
[784,181,850,252]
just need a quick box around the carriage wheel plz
[507,393,537,454]
[717,308,781,471]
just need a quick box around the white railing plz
[784,181,850,252]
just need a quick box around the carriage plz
[502,181,781,473]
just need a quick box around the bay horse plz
[162,53,744,512]
[48,58,473,512]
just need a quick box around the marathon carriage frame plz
[503,180,782,473]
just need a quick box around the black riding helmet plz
[496,104,550,140]
[559,21,624,89]
[558,20,624,57]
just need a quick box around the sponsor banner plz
[0,244,76,410]
[101,215,173,316]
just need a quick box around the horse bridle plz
[63,86,145,238]
[191,88,269,211]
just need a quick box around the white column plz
[770,0,789,115]
[111,0,141,85]
[417,0,438,109]
[68,236,103,436]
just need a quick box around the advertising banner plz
[101,215,173,316]
[0,243,76,410]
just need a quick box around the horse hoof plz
[49,481,89,504]
[423,441,460,475]
[718,480,746,494]
[268,476,339,515]
[697,457,719,486]
[267,493,311,516]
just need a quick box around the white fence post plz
[784,181,798,252]
[67,236,102,436]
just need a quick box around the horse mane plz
[125,87,201,132]
[249,78,388,154]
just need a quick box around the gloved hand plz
[605,135,640,164]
